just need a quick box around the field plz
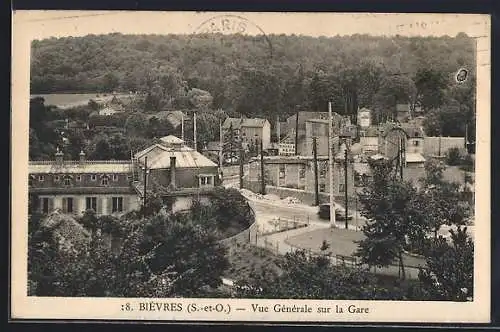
[31,93,130,109]
[285,227,427,269]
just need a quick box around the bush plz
[445,147,462,166]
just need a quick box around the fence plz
[260,216,309,236]
[254,233,420,279]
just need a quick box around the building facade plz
[29,151,140,216]
[246,155,355,197]
[222,117,271,150]
[357,108,372,128]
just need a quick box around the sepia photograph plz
[11,11,490,323]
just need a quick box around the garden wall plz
[218,208,258,251]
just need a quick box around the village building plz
[29,136,222,216]
[357,107,372,128]
[222,117,271,150]
[133,135,221,212]
[29,149,140,216]
[284,111,348,156]
[379,122,426,168]
[246,154,355,197]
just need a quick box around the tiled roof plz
[159,135,184,145]
[405,153,426,163]
[222,117,268,129]
[29,161,133,174]
[135,143,217,169]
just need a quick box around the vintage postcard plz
[11,11,491,323]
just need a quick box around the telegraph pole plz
[239,145,244,189]
[312,136,319,206]
[344,146,349,229]
[181,113,184,141]
[294,109,299,156]
[260,139,266,195]
[193,112,197,151]
[143,156,148,211]
[219,119,223,170]
[328,101,336,227]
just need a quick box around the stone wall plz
[218,209,258,251]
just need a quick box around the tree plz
[414,68,447,111]
[418,226,473,301]
[187,88,214,109]
[235,250,410,300]
[417,159,470,240]
[356,159,427,280]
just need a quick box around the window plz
[38,175,44,182]
[112,197,124,213]
[63,197,73,213]
[413,140,420,146]
[76,175,82,182]
[101,176,109,186]
[41,197,49,214]
[319,183,326,192]
[85,197,97,211]
[63,176,71,186]
[113,174,119,181]
[279,165,285,179]
[339,183,346,193]
[90,174,97,181]
[54,175,60,182]
[200,176,212,186]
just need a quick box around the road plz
[223,179,424,279]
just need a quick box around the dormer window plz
[90,175,97,181]
[63,176,72,186]
[101,175,109,186]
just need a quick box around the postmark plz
[189,14,273,60]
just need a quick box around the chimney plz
[55,148,64,166]
[169,156,176,189]
[79,150,86,165]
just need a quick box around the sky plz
[13,11,490,40]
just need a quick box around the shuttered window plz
[62,197,74,213]
[112,197,123,213]
[41,197,49,214]
[86,197,97,211]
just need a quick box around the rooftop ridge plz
[29,160,132,165]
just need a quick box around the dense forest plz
[29,33,476,160]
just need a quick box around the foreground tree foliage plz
[28,209,229,297]
[355,159,427,280]
[418,226,474,301]
[234,250,419,300]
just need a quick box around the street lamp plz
[338,135,352,229]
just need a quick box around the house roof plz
[134,143,217,169]
[405,153,426,163]
[159,135,184,145]
[29,160,133,174]
[223,117,268,129]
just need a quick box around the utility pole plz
[465,123,468,151]
[312,136,319,206]
[193,112,197,151]
[181,112,184,141]
[294,109,299,156]
[399,137,404,181]
[239,145,244,190]
[260,139,266,195]
[344,146,349,229]
[276,114,281,144]
[143,156,148,212]
[328,101,336,227]
[219,119,223,170]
